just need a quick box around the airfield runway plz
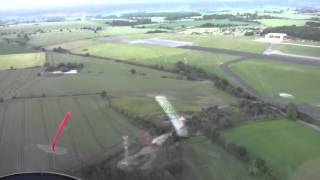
[180,45,320,119]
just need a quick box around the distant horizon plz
[0,0,317,11]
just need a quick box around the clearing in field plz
[229,59,320,104]
[0,52,45,70]
[223,119,320,179]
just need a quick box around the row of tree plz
[121,12,201,20]
[262,26,320,41]
[202,13,276,21]
[306,21,320,27]
[45,62,84,72]
[200,23,244,27]
[108,19,152,26]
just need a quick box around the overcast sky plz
[0,0,254,10]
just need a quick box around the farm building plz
[265,33,287,42]
[182,28,220,35]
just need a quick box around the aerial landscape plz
[0,0,320,179]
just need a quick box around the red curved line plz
[51,112,72,152]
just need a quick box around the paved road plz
[220,57,283,106]
[180,45,320,119]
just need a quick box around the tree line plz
[121,12,201,20]
[45,62,84,72]
[107,19,152,26]
[262,26,320,41]
[202,13,274,21]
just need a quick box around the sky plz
[0,0,253,10]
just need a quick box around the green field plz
[0,68,43,99]
[0,52,45,70]
[126,33,269,53]
[18,52,235,110]
[258,19,307,27]
[27,27,154,47]
[223,119,320,179]
[28,30,99,47]
[74,42,238,78]
[0,50,237,176]
[180,136,254,180]
[46,39,100,51]
[0,39,34,55]
[229,59,320,104]
[274,44,320,57]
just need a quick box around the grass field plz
[46,39,100,51]
[223,119,320,179]
[0,39,34,55]
[17,52,235,110]
[274,44,320,57]
[229,59,320,104]
[0,68,43,99]
[0,51,237,176]
[0,95,139,176]
[180,136,254,180]
[258,19,307,27]
[0,52,45,70]
[126,33,269,53]
[27,27,154,47]
[29,30,99,47]
[74,42,239,78]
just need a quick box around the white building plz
[265,33,287,42]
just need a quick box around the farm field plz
[0,39,34,55]
[17,52,235,111]
[0,95,139,176]
[0,68,43,99]
[229,59,320,104]
[73,42,239,78]
[28,27,154,47]
[1,3,320,179]
[180,136,255,180]
[28,31,100,47]
[274,44,320,57]
[0,50,237,177]
[0,52,45,70]
[46,39,100,51]
[223,119,320,179]
[257,19,307,27]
